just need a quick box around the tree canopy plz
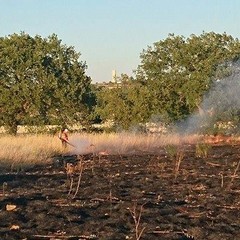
[136,32,240,119]
[0,33,92,134]
[95,78,152,130]
[96,32,240,130]
[1,31,240,134]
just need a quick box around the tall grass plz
[0,134,62,170]
[0,133,201,170]
[70,132,201,155]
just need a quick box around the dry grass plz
[0,132,201,170]
[70,132,201,155]
[195,142,212,158]
[0,134,63,169]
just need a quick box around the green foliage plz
[164,144,178,160]
[195,143,212,158]
[95,76,153,130]
[136,32,240,123]
[24,125,60,135]
[95,32,240,131]
[0,32,93,134]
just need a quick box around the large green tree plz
[95,78,152,130]
[96,32,240,131]
[0,32,92,134]
[136,32,240,122]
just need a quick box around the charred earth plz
[0,143,239,240]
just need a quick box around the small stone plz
[6,204,17,211]
[10,224,20,230]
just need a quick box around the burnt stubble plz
[0,143,239,240]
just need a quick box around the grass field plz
[0,134,62,169]
[0,133,239,239]
[0,133,201,170]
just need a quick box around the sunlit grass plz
[70,132,201,155]
[0,132,202,171]
[0,134,63,170]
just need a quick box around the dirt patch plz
[0,144,239,240]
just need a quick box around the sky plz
[1,0,240,83]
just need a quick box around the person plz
[59,128,69,148]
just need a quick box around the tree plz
[0,33,92,134]
[136,32,240,123]
[95,75,153,130]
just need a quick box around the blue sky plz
[1,0,240,82]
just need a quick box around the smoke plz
[178,61,240,134]
[67,132,201,156]
[70,138,93,155]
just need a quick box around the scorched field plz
[0,137,239,240]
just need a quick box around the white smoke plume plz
[178,61,240,134]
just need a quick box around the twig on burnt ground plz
[227,159,240,190]
[65,155,84,199]
[32,233,97,239]
[2,182,7,197]
[219,171,224,188]
[151,229,194,239]
[174,150,184,180]
[72,157,84,199]
[128,201,146,240]
[164,145,185,180]
[106,173,113,215]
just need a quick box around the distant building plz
[112,70,117,83]
[94,81,121,89]
[94,70,122,89]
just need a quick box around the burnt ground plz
[0,143,239,240]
